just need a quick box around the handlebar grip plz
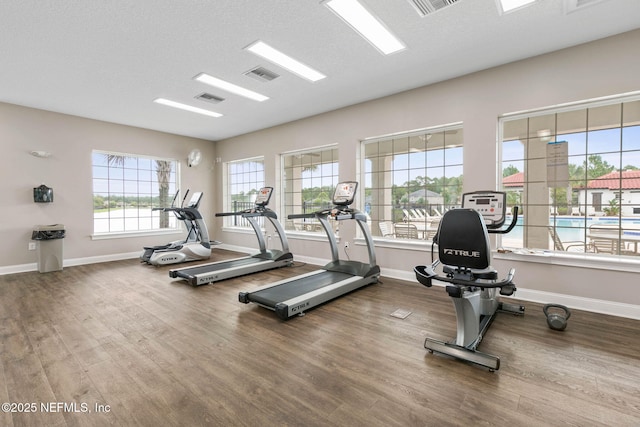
[488,206,519,234]
[501,206,519,233]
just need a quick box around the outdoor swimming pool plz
[507,216,640,243]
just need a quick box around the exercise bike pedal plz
[499,284,516,296]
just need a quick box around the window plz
[224,157,265,228]
[500,95,640,256]
[282,146,339,233]
[362,124,464,241]
[92,151,178,234]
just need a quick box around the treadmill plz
[238,181,380,320]
[169,187,293,286]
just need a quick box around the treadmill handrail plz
[288,205,364,220]
[288,213,315,219]
[293,204,376,269]
[216,206,276,218]
[243,209,277,219]
[217,206,289,254]
[156,206,204,222]
[215,211,240,217]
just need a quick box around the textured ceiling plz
[2,0,640,141]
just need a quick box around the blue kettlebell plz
[543,304,571,331]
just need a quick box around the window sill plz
[358,238,640,273]
[368,237,434,251]
[221,226,258,236]
[91,228,182,240]
[222,226,339,243]
[286,229,340,243]
[494,249,640,273]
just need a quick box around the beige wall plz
[214,29,640,314]
[2,29,639,316]
[0,103,216,269]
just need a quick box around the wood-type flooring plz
[1,250,639,426]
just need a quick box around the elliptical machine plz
[141,190,213,266]
[414,191,523,371]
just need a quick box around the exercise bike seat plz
[438,208,491,270]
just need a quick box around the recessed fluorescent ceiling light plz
[323,0,406,55]
[497,0,536,14]
[154,98,222,118]
[194,73,269,102]
[245,41,326,82]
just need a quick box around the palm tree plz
[155,160,172,228]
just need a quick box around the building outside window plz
[92,151,178,234]
[500,95,640,256]
[281,146,339,233]
[361,124,464,242]
[224,157,265,228]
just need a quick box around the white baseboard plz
[2,249,639,320]
[0,251,141,276]
[65,251,141,267]
[511,288,640,320]
[379,266,640,320]
[0,263,38,275]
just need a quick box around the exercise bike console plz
[461,191,507,227]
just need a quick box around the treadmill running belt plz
[176,257,269,277]
[249,270,353,307]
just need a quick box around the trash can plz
[31,224,65,273]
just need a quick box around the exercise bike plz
[414,191,523,371]
[141,190,214,266]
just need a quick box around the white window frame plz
[498,91,640,264]
[91,150,180,239]
[222,156,265,231]
[360,123,464,246]
[280,144,340,239]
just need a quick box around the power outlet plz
[28,242,37,251]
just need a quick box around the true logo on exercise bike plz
[443,248,480,258]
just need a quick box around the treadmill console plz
[461,191,507,228]
[254,187,273,207]
[332,181,358,206]
[186,192,203,208]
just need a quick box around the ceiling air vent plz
[244,66,280,83]
[564,0,609,14]
[195,93,225,104]
[407,0,458,17]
